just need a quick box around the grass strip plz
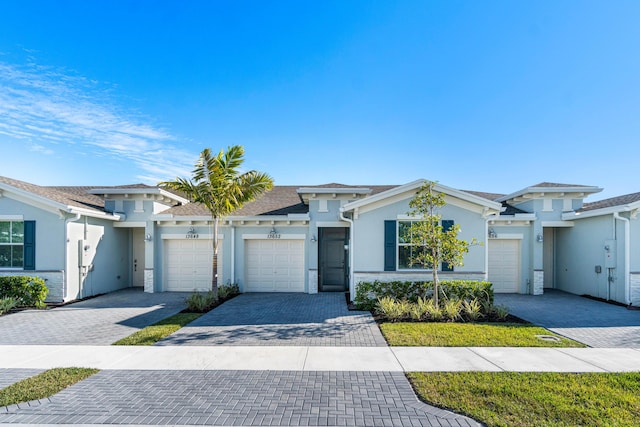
[112,312,202,345]
[0,367,99,407]
[409,372,640,427]
[380,322,585,347]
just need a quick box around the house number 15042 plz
[185,233,199,239]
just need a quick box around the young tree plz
[161,146,273,294]
[405,181,477,306]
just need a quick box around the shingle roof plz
[580,192,640,212]
[164,184,400,217]
[163,186,309,217]
[0,176,107,212]
[462,190,505,201]
[531,182,595,188]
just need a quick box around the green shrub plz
[443,299,462,322]
[462,299,484,322]
[375,297,413,321]
[0,276,48,308]
[185,291,218,313]
[218,283,240,301]
[490,304,510,321]
[355,280,493,311]
[0,297,18,315]
[424,300,444,321]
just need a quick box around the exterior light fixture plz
[310,234,317,243]
[144,234,153,242]
[536,233,543,243]
[488,228,497,239]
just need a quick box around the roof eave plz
[497,186,603,203]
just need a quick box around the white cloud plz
[0,60,195,183]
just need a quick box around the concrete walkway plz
[496,290,640,348]
[2,345,640,373]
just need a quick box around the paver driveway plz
[496,290,640,347]
[0,291,483,426]
[0,288,188,345]
[157,293,387,347]
[0,370,481,426]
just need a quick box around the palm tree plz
[161,146,273,294]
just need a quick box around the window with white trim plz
[397,220,431,269]
[0,221,24,268]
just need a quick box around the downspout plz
[63,213,81,302]
[230,221,235,285]
[339,208,355,299]
[484,217,491,283]
[613,212,631,305]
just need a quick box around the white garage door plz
[245,239,304,292]
[488,239,520,293]
[165,239,221,292]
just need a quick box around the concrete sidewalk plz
[2,345,639,373]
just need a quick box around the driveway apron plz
[157,293,387,347]
[0,288,188,345]
[496,290,640,347]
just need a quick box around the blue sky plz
[0,1,638,201]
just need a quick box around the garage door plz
[245,239,304,292]
[165,239,221,292]
[488,239,520,293]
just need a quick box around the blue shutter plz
[441,220,454,271]
[384,220,396,271]
[23,221,36,270]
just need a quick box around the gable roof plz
[341,179,502,214]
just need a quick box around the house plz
[1,175,638,307]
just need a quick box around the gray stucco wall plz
[0,197,67,301]
[555,215,623,301]
[65,217,129,300]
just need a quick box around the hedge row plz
[354,279,493,311]
[0,276,48,308]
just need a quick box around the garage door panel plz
[488,239,520,293]
[245,239,304,292]
[164,240,221,292]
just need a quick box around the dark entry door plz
[319,227,348,292]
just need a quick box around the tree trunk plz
[432,247,439,307]
[211,216,219,297]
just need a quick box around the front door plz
[132,228,145,287]
[319,227,348,292]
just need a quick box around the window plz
[0,221,24,268]
[395,220,454,271]
[398,220,431,269]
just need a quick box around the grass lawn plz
[0,368,99,407]
[380,322,585,347]
[112,312,202,345]
[409,371,640,427]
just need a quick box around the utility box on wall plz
[604,239,617,268]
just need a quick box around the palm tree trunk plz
[212,216,219,297]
